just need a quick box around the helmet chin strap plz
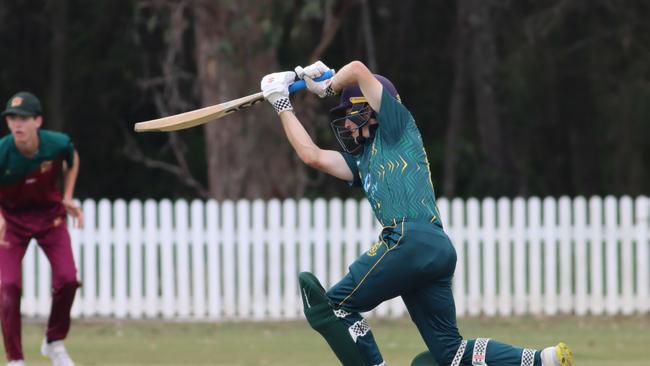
[356,123,378,145]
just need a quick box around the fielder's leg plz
[37,221,80,343]
[0,228,29,362]
[299,272,366,366]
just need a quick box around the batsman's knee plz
[298,272,366,366]
[410,351,441,366]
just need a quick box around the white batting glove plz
[261,71,296,114]
[294,61,337,98]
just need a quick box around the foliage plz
[0,0,648,199]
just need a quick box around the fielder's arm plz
[278,111,353,182]
[62,150,84,228]
[0,212,7,247]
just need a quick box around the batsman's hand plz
[261,71,296,114]
[295,61,337,98]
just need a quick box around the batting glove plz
[295,60,338,98]
[261,71,296,114]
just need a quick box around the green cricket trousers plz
[326,219,542,366]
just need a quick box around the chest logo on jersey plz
[40,160,53,173]
[366,241,383,257]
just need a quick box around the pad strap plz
[334,309,372,343]
[451,340,468,366]
[472,338,490,366]
[348,318,371,342]
[521,348,536,366]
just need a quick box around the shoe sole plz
[556,342,573,366]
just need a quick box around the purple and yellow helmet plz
[329,74,399,154]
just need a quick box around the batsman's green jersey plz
[342,89,440,227]
[325,89,540,366]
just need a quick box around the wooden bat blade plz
[134,92,265,132]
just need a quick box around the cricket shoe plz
[540,342,573,366]
[7,361,25,366]
[41,339,75,366]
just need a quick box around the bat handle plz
[288,70,335,93]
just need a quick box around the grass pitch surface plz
[17,315,649,365]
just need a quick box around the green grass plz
[16,315,649,365]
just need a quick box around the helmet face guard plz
[330,101,373,154]
[329,74,399,154]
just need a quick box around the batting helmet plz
[329,74,400,154]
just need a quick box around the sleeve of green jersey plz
[340,152,362,187]
[376,87,413,143]
[42,130,75,166]
[55,132,75,166]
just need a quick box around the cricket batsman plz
[260,61,573,366]
[0,92,81,366]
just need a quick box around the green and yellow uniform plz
[321,89,542,366]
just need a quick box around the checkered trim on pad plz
[348,319,370,342]
[521,348,535,366]
[333,309,351,318]
[472,338,490,366]
[451,340,468,366]
[272,97,293,114]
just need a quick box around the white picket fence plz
[20,196,650,320]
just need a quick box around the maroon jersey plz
[0,129,74,232]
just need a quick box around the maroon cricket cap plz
[329,74,399,119]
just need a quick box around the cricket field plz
[17,315,649,365]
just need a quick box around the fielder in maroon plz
[0,91,82,366]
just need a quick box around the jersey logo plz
[25,178,37,184]
[40,160,53,173]
[53,217,63,227]
[366,241,383,257]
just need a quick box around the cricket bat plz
[134,70,334,132]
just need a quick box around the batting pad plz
[298,272,366,366]
[410,351,440,366]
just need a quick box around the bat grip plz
[288,70,335,93]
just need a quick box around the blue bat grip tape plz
[288,70,334,93]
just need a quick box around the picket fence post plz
[21,196,650,320]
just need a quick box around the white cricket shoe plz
[540,342,573,366]
[40,339,75,366]
[7,360,25,366]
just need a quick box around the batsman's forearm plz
[63,151,80,201]
[279,112,320,166]
[331,61,383,111]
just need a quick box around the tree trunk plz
[48,0,67,130]
[443,0,471,197]
[193,0,300,200]
[468,0,509,193]
[360,0,377,71]
[613,85,644,195]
